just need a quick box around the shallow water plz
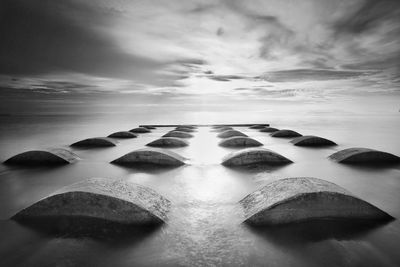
[0,113,399,267]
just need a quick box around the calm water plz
[0,113,399,267]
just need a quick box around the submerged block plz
[291,135,336,147]
[249,125,265,129]
[163,131,193,139]
[259,127,279,133]
[12,178,171,228]
[222,148,292,166]
[4,148,79,165]
[70,137,117,147]
[130,127,151,133]
[329,148,400,164]
[219,137,263,148]
[146,137,189,148]
[174,127,195,133]
[108,131,138,138]
[212,127,233,132]
[111,148,186,166]
[271,129,302,138]
[218,130,248,138]
[240,177,393,225]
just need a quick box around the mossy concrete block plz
[240,177,393,225]
[222,148,292,166]
[291,135,336,147]
[70,137,117,147]
[163,131,194,139]
[146,137,189,148]
[4,148,79,165]
[329,148,400,164]
[271,129,302,138]
[218,130,248,138]
[219,137,263,148]
[130,127,151,133]
[111,148,186,166]
[12,178,171,227]
[108,131,138,138]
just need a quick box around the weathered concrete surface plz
[218,130,248,138]
[174,127,195,133]
[249,125,265,129]
[222,148,292,166]
[108,131,138,138]
[271,129,302,138]
[291,135,337,147]
[219,137,263,148]
[4,148,79,165]
[163,131,194,139]
[329,148,400,164]
[70,137,117,147]
[146,137,189,148]
[240,177,393,225]
[111,148,186,166]
[12,178,171,227]
[259,127,279,133]
[130,127,151,133]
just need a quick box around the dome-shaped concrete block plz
[163,131,194,139]
[111,148,186,166]
[174,127,195,133]
[329,148,400,164]
[4,148,79,165]
[219,137,263,148]
[146,137,189,148]
[212,127,233,132]
[70,137,117,147]
[218,130,248,139]
[108,131,138,139]
[240,177,393,225]
[259,127,279,133]
[12,178,171,228]
[271,129,302,138]
[143,126,156,130]
[130,127,151,133]
[291,135,337,147]
[249,125,265,129]
[222,148,292,166]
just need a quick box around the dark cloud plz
[262,69,374,82]
[333,0,400,36]
[207,74,246,82]
[216,27,224,36]
[0,0,164,84]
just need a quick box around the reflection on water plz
[0,114,400,266]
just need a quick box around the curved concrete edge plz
[162,131,194,139]
[291,135,337,147]
[329,147,400,164]
[217,130,248,139]
[259,127,279,133]
[111,148,187,166]
[129,127,151,133]
[249,125,265,129]
[146,137,189,148]
[240,177,393,225]
[108,131,138,138]
[12,178,171,227]
[219,137,263,147]
[143,126,156,130]
[211,127,233,132]
[271,129,302,138]
[221,148,292,166]
[4,148,79,165]
[70,137,117,147]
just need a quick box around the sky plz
[0,0,399,118]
